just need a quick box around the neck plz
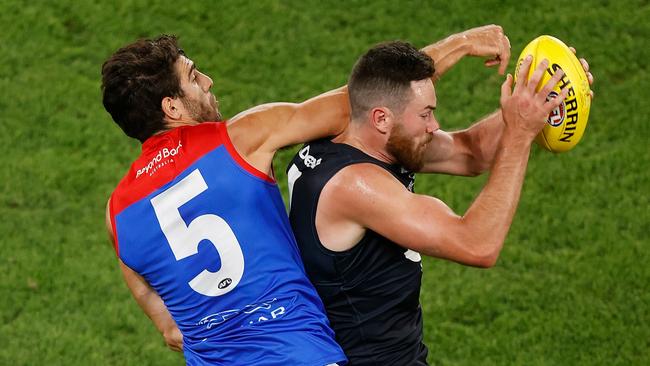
[333,120,395,164]
[164,118,200,130]
[150,118,200,139]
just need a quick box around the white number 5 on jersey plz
[150,169,244,297]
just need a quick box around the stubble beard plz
[386,122,431,172]
[182,94,222,123]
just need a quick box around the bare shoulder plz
[328,163,402,190]
[320,163,412,217]
[224,110,277,176]
[226,110,269,156]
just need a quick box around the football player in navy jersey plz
[101,27,514,364]
[286,39,593,365]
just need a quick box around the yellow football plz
[514,35,592,153]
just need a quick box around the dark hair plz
[101,35,185,142]
[348,41,435,121]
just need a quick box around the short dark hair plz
[348,41,435,121]
[101,35,185,142]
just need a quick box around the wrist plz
[500,129,534,151]
[423,35,470,80]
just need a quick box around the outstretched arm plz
[226,25,514,176]
[105,201,183,352]
[225,86,349,177]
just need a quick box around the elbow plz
[461,241,502,268]
[465,169,482,178]
[466,160,491,177]
[470,253,499,268]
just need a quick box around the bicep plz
[359,189,468,260]
[334,166,471,261]
[107,201,150,297]
[337,165,504,267]
[230,86,349,155]
[420,130,481,176]
[266,86,349,150]
[105,199,121,255]
[105,199,114,242]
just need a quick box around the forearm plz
[134,291,175,333]
[133,289,184,352]
[460,135,531,266]
[462,110,505,172]
[119,261,183,351]
[421,34,469,82]
[422,24,509,81]
[452,53,564,267]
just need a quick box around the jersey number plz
[150,169,244,297]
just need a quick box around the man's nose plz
[201,73,213,91]
[426,119,439,133]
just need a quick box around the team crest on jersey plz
[299,145,322,169]
[404,249,421,262]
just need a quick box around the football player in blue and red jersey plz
[102,35,348,366]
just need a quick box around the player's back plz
[109,123,345,366]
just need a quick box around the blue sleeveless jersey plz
[109,122,346,365]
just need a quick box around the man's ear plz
[370,107,393,134]
[161,96,183,120]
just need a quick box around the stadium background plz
[1,0,648,364]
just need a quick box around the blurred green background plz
[1,0,648,365]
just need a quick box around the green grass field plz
[1,0,648,365]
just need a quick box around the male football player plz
[287,41,592,365]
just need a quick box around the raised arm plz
[226,25,512,176]
[105,201,183,352]
[417,25,509,174]
[320,57,567,268]
[225,86,349,177]
[423,24,511,81]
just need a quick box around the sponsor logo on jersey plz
[197,298,287,329]
[299,145,322,169]
[136,141,183,178]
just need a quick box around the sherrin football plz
[514,35,592,153]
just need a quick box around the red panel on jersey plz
[108,122,274,255]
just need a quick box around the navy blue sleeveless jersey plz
[109,123,346,366]
[287,139,428,366]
